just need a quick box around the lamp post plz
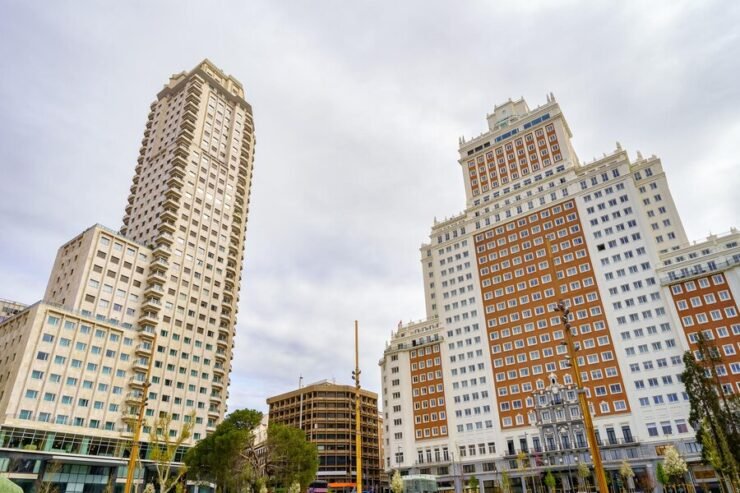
[544,237,607,493]
[451,451,461,493]
[351,321,362,493]
[124,334,157,493]
[559,426,573,493]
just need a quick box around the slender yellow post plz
[545,238,608,493]
[124,335,157,493]
[354,321,362,493]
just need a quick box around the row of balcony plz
[167,173,184,189]
[160,206,177,223]
[138,311,159,325]
[159,219,175,234]
[173,145,188,160]
[153,243,171,259]
[135,343,152,355]
[157,231,174,246]
[138,324,155,339]
[184,101,198,125]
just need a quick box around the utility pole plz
[351,321,363,493]
[544,238,608,493]
[124,335,157,493]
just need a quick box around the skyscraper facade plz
[379,96,738,490]
[0,60,255,492]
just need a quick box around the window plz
[647,422,658,437]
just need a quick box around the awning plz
[51,455,127,466]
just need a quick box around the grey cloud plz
[0,0,737,412]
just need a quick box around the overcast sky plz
[1,1,738,413]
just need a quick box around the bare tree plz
[36,461,62,493]
[149,413,194,493]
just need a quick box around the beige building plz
[0,59,255,492]
[267,380,382,493]
[0,299,25,323]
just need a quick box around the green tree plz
[265,423,318,490]
[656,463,668,491]
[682,334,740,492]
[500,471,511,493]
[517,452,533,493]
[185,408,263,493]
[288,481,301,493]
[701,418,727,480]
[620,461,634,492]
[544,470,556,493]
[391,471,404,493]
[149,413,194,493]
[467,475,480,493]
[577,462,591,492]
[663,446,688,493]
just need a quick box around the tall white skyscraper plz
[0,59,256,492]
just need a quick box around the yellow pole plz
[545,238,608,493]
[354,321,362,493]
[124,335,157,493]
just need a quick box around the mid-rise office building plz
[379,96,738,491]
[267,380,382,492]
[0,59,255,492]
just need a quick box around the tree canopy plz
[467,475,479,492]
[656,462,668,487]
[662,446,688,484]
[149,413,194,493]
[544,470,556,491]
[185,409,318,493]
[184,409,263,493]
[682,334,740,490]
[265,423,319,490]
[390,470,404,493]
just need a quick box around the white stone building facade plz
[380,96,738,492]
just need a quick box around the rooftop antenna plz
[299,375,304,430]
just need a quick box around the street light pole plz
[451,451,460,493]
[544,238,608,493]
[352,321,363,493]
[124,335,157,493]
